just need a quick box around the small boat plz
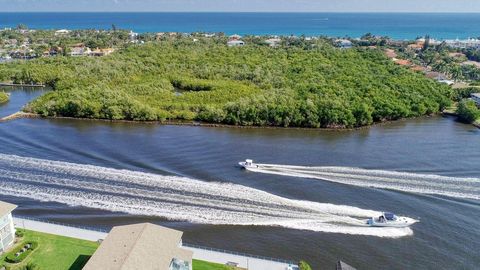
[238,159,259,170]
[367,212,417,227]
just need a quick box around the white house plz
[0,201,17,253]
[471,93,480,107]
[229,34,242,40]
[335,39,353,49]
[54,29,70,36]
[227,40,245,47]
[265,38,282,47]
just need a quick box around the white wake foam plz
[247,163,480,200]
[0,154,414,237]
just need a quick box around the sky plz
[1,0,480,12]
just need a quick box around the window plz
[169,258,190,270]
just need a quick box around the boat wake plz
[247,163,480,200]
[0,154,413,238]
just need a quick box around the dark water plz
[0,89,480,269]
[1,12,480,39]
[0,87,47,118]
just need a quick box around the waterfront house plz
[471,93,480,107]
[55,29,70,36]
[444,38,480,49]
[265,38,282,47]
[229,34,242,40]
[335,39,353,49]
[83,223,193,270]
[70,44,91,57]
[0,201,17,254]
[227,40,245,47]
[129,31,139,41]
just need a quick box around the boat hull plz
[238,162,259,170]
[367,217,417,228]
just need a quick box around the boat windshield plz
[384,213,396,221]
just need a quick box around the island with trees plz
[2,27,474,128]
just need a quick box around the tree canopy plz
[456,99,480,123]
[2,38,452,128]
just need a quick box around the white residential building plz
[0,201,17,253]
[55,29,70,36]
[335,39,353,49]
[227,40,245,47]
[265,38,282,47]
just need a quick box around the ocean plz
[0,12,480,39]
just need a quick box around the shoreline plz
[0,83,46,87]
[1,111,453,131]
[3,111,478,130]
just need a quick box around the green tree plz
[298,260,312,270]
[0,92,9,104]
[456,99,480,123]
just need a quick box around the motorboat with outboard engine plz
[367,212,417,227]
[238,159,259,170]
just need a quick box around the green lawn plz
[193,259,243,270]
[0,229,99,270]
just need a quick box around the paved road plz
[13,217,297,270]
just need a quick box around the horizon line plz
[2,11,480,14]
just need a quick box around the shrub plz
[21,262,40,270]
[15,230,24,238]
[456,99,480,123]
[298,260,312,270]
[0,92,9,104]
[5,242,38,264]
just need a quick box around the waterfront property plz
[83,223,193,270]
[227,40,245,47]
[0,201,16,254]
[335,39,353,49]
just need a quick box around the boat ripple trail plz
[250,163,480,200]
[0,154,413,238]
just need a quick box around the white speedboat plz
[367,212,417,227]
[238,159,259,170]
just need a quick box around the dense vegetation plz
[1,38,452,128]
[456,100,480,123]
[0,92,9,104]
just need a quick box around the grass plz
[0,229,99,270]
[193,259,243,270]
